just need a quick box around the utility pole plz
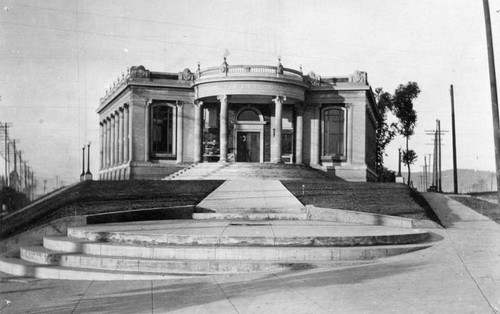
[450,85,458,194]
[433,129,438,189]
[12,139,17,191]
[482,0,500,205]
[424,156,428,191]
[4,124,9,187]
[438,120,442,192]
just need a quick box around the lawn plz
[282,180,440,223]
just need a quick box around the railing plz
[197,65,305,82]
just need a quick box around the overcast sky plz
[1,0,499,187]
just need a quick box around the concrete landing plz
[195,180,305,219]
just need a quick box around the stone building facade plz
[97,58,380,181]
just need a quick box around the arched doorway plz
[233,107,265,163]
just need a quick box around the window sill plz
[321,155,346,162]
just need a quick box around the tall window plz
[323,108,346,157]
[151,104,174,156]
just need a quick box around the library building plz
[96,58,379,182]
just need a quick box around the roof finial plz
[277,55,284,74]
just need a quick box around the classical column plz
[218,95,228,162]
[295,105,304,164]
[110,115,115,167]
[272,96,285,163]
[114,111,120,166]
[123,104,130,163]
[176,101,184,164]
[100,121,106,170]
[311,106,321,165]
[118,107,124,164]
[193,101,203,163]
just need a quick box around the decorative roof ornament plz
[221,50,229,74]
[181,68,193,81]
[307,71,321,86]
[129,65,150,78]
[277,56,284,74]
[299,64,303,74]
[349,70,367,84]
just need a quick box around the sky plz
[0,0,499,189]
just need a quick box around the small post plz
[85,142,93,180]
[396,148,404,183]
[80,145,85,182]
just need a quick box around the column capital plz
[119,106,124,112]
[273,96,286,104]
[176,100,185,108]
[217,94,228,102]
[194,100,203,107]
[345,103,352,109]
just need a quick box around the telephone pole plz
[482,0,500,205]
[450,85,458,194]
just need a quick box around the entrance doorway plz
[237,132,260,162]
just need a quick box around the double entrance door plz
[236,132,260,162]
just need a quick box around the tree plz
[392,82,421,185]
[402,149,418,186]
[374,88,397,179]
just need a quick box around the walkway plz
[1,193,500,313]
[196,180,305,212]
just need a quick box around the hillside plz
[401,169,496,193]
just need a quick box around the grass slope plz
[0,180,223,240]
[283,180,440,223]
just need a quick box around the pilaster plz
[176,101,184,164]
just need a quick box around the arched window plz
[237,109,260,121]
[151,104,175,156]
[322,107,346,158]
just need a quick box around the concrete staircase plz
[164,163,332,181]
[0,220,433,280]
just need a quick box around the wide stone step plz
[193,213,308,220]
[166,163,330,180]
[20,246,381,274]
[195,207,306,214]
[0,252,196,280]
[66,220,431,247]
[43,236,431,262]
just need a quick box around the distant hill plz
[401,169,496,193]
